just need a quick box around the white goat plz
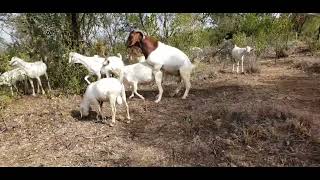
[9,57,51,96]
[68,52,106,84]
[0,68,28,96]
[127,30,195,103]
[101,61,153,109]
[79,77,130,127]
[101,53,125,78]
[231,44,254,73]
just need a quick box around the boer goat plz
[127,30,195,103]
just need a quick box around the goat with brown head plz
[127,29,158,59]
[127,30,145,47]
[126,29,194,103]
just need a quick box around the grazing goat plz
[101,53,125,78]
[127,29,195,103]
[68,52,106,84]
[0,68,28,96]
[231,45,254,73]
[79,77,130,127]
[9,57,51,96]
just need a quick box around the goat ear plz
[133,29,145,40]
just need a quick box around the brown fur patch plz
[127,31,158,59]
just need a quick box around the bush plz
[246,55,261,74]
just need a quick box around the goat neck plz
[138,36,158,59]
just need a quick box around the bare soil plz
[0,55,320,166]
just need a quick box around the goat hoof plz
[126,120,131,124]
[109,122,115,127]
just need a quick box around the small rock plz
[223,139,234,146]
[230,163,237,167]
[218,163,228,166]
[214,119,222,128]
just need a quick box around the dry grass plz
[0,55,320,166]
[293,58,320,74]
[246,55,261,74]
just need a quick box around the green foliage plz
[254,30,268,57]
[0,93,13,108]
[233,32,249,47]
[0,54,10,72]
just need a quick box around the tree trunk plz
[67,13,80,51]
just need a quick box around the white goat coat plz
[80,77,130,126]
[69,52,105,77]
[147,42,193,73]
[10,58,47,79]
[9,57,51,95]
[101,56,125,77]
[231,45,253,73]
[122,62,153,84]
[81,78,123,107]
[231,45,252,61]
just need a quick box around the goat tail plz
[116,84,125,105]
[117,53,122,60]
[116,95,123,105]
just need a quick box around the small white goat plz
[0,68,28,96]
[101,61,153,107]
[68,52,106,84]
[79,77,131,127]
[101,53,125,78]
[231,44,254,73]
[9,57,51,96]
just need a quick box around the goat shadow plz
[70,110,108,124]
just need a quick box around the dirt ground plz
[0,55,320,167]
